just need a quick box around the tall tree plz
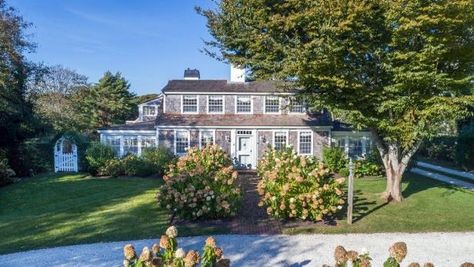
[200,0,474,201]
[83,71,136,128]
[0,0,36,175]
[27,65,90,133]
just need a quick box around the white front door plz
[236,131,256,169]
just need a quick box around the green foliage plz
[323,146,348,173]
[82,72,136,128]
[0,0,37,176]
[200,0,474,199]
[0,149,15,186]
[18,139,53,175]
[85,142,116,175]
[383,257,399,267]
[141,147,176,176]
[101,158,124,177]
[257,147,345,221]
[456,123,474,170]
[418,137,457,163]
[121,154,154,177]
[157,145,241,220]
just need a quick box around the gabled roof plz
[162,80,296,94]
[98,121,155,131]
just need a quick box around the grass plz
[0,173,221,255]
[285,174,474,234]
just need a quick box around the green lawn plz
[285,174,474,234]
[0,173,220,255]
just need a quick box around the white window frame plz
[174,130,190,155]
[207,95,225,114]
[272,130,289,150]
[181,95,199,114]
[264,96,281,114]
[297,130,313,155]
[142,105,157,116]
[235,95,253,114]
[288,98,306,114]
[199,129,216,148]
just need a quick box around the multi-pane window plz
[175,131,189,154]
[123,136,138,155]
[348,137,363,158]
[141,136,156,148]
[208,96,224,113]
[290,99,306,113]
[200,130,214,147]
[299,131,312,155]
[182,95,198,113]
[273,131,287,150]
[236,96,252,113]
[265,96,280,113]
[104,135,121,155]
[143,106,156,116]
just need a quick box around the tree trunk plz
[371,130,420,203]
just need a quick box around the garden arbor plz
[54,136,78,172]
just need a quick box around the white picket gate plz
[54,137,78,172]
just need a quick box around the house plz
[98,66,372,169]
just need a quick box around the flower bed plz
[157,145,241,220]
[257,147,344,221]
[123,226,230,267]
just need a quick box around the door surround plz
[234,129,257,169]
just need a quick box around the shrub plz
[456,123,474,170]
[0,149,15,186]
[417,136,457,162]
[85,142,116,175]
[141,147,176,176]
[323,146,348,173]
[122,154,154,177]
[157,145,241,220]
[100,158,124,177]
[257,147,345,221]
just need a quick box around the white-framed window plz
[236,96,252,114]
[142,105,156,116]
[273,131,288,151]
[265,96,280,113]
[289,98,306,113]
[207,95,224,114]
[199,130,215,148]
[175,130,190,154]
[298,131,313,155]
[123,136,139,155]
[182,95,198,113]
[104,135,121,155]
[141,136,156,149]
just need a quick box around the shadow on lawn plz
[402,173,468,199]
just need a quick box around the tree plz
[27,65,90,133]
[200,0,474,202]
[0,0,37,176]
[83,71,136,128]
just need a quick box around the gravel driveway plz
[0,232,473,267]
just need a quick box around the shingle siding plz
[216,130,231,155]
[165,95,181,114]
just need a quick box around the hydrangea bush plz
[257,147,345,221]
[123,226,230,267]
[157,145,241,220]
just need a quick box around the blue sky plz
[9,0,228,95]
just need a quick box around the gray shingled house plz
[98,66,372,169]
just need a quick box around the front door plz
[236,131,255,169]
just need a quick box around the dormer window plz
[207,95,224,114]
[182,95,198,113]
[265,96,280,114]
[143,106,156,116]
[289,98,306,113]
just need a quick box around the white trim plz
[163,94,167,113]
[235,95,253,114]
[288,97,307,115]
[181,95,199,114]
[174,129,190,155]
[156,125,332,130]
[165,91,295,96]
[207,95,225,114]
[263,96,282,114]
[331,131,371,137]
[198,129,216,148]
[272,130,289,149]
[297,130,313,155]
[142,105,158,117]
[98,130,156,134]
